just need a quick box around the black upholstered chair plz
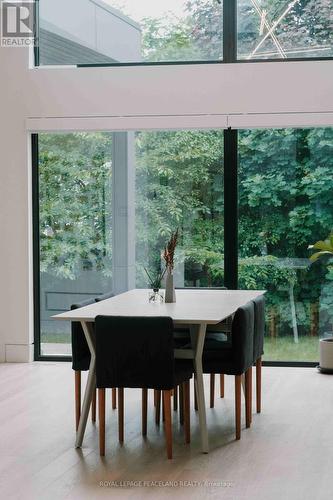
[71,298,96,430]
[253,295,265,413]
[209,295,265,416]
[202,301,255,440]
[95,315,193,459]
[173,287,231,410]
[95,291,115,302]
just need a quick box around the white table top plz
[53,288,265,324]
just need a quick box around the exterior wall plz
[39,0,142,63]
[0,42,332,361]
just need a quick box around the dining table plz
[53,288,265,453]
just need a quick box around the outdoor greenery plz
[38,2,333,360]
[138,0,333,61]
[39,133,112,280]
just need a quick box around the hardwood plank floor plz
[0,363,332,500]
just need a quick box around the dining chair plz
[173,287,231,412]
[95,291,117,409]
[95,291,115,302]
[71,297,96,431]
[209,295,265,414]
[95,315,193,459]
[201,301,255,440]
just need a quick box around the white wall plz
[0,44,332,362]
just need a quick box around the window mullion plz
[223,0,237,62]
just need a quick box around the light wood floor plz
[0,363,332,500]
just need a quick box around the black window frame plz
[32,130,319,367]
[34,0,332,68]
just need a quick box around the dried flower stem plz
[163,228,179,272]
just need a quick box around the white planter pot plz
[319,338,333,373]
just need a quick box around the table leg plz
[190,324,209,453]
[75,322,96,448]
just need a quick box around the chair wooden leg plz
[173,386,178,411]
[75,371,81,431]
[235,375,242,440]
[142,388,148,436]
[91,388,96,423]
[194,380,198,411]
[118,388,124,443]
[98,388,105,456]
[163,390,172,459]
[112,388,117,410]
[183,381,190,444]
[155,390,161,425]
[245,367,252,428]
[220,374,225,398]
[256,357,262,413]
[179,383,184,424]
[210,374,215,408]
[162,395,165,422]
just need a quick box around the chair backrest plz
[175,286,227,290]
[231,301,255,374]
[253,295,265,361]
[95,291,115,302]
[95,316,177,390]
[71,297,95,371]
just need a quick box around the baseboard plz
[5,344,34,363]
[0,343,5,363]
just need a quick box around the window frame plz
[34,0,332,68]
[32,128,321,366]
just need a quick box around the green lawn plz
[41,332,70,344]
[263,336,319,362]
[42,332,319,363]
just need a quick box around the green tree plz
[39,133,112,279]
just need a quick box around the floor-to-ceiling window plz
[239,128,333,361]
[36,0,332,67]
[33,127,332,362]
[135,130,225,288]
[35,133,113,357]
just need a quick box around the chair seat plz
[173,328,230,348]
[177,331,231,350]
